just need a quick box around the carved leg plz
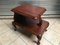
[33,35,41,45]
[12,21,17,31]
[37,35,41,45]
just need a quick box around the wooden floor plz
[0,18,60,45]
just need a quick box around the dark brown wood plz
[11,4,49,45]
[12,21,17,31]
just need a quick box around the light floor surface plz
[0,18,60,45]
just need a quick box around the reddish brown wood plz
[11,4,49,45]
[11,4,46,19]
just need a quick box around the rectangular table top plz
[11,4,46,18]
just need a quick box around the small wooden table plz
[11,4,49,45]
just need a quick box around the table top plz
[11,4,46,18]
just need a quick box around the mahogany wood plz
[11,4,49,45]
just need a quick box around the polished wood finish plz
[11,4,49,45]
[11,4,46,19]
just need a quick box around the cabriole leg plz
[33,35,42,45]
[12,21,17,31]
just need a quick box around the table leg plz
[33,35,41,45]
[12,21,17,31]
